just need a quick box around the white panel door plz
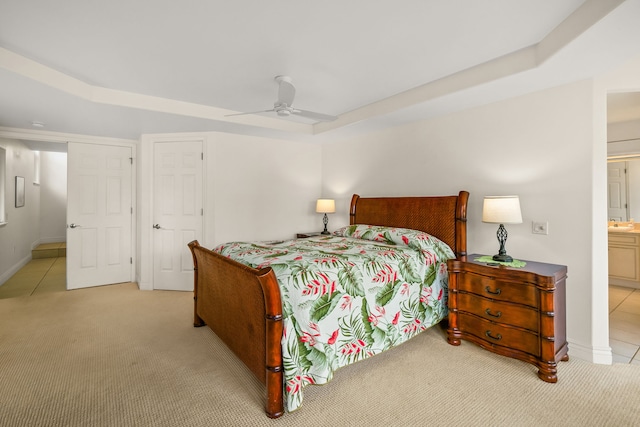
[153,141,203,291]
[67,143,133,289]
[608,161,628,222]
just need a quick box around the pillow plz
[333,224,455,258]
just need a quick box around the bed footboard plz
[188,240,284,418]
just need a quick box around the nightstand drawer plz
[456,293,539,332]
[458,312,540,356]
[458,272,538,307]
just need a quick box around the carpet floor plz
[1,283,639,426]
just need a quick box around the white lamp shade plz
[482,196,522,224]
[316,199,335,214]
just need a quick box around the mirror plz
[607,90,640,223]
[608,158,640,222]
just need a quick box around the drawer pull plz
[485,286,501,295]
[485,308,502,318]
[485,331,502,341]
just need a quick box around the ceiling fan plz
[226,75,338,122]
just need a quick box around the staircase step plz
[32,243,66,259]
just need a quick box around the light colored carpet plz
[1,283,639,426]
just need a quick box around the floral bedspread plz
[213,224,455,412]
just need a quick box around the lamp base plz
[492,253,513,263]
[321,213,330,235]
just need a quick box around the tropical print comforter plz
[213,224,455,412]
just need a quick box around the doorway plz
[38,149,68,252]
[0,146,68,299]
[607,91,640,363]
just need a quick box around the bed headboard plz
[349,191,469,258]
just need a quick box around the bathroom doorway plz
[607,91,640,363]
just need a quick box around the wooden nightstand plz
[296,232,322,238]
[447,254,569,383]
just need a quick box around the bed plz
[188,192,469,418]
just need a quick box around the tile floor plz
[1,249,639,365]
[609,285,640,365]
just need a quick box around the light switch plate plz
[532,221,549,235]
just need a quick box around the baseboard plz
[609,277,640,289]
[567,339,613,365]
[0,253,32,286]
[137,274,152,291]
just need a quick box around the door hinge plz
[129,157,133,165]
[130,257,133,264]
[201,152,203,160]
[201,208,203,216]
[131,207,133,214]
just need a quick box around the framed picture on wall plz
[15,176,25,208]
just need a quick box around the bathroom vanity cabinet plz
[608,230,640,288]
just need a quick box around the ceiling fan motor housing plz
[226,76,336,121]
[274,102,292,116]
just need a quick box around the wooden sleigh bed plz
[188,192,469,418]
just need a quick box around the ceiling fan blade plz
[225,109,275,117]
[275,76,295,106]
[292,109,338,122]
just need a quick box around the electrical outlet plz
[532,221,549,235]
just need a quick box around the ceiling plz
[1,0,640,145]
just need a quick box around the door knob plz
[69,223,80,228]
[153,224,161,229]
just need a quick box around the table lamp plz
[482,195,522,262]
[316,199,335,234]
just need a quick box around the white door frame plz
[138,134,207,291]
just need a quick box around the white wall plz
[205,132,323,245]
[318,55,640,363]
[0,138,41,285]
[137,131,322,290]
[322,79,601,361]
[39,151,67,243]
